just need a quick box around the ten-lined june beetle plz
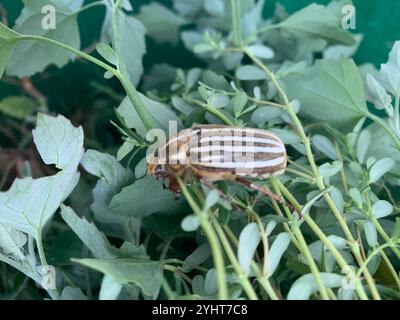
[147,125,287,202]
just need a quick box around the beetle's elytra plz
[147,125,287,189]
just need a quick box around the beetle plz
[147,125,291,207]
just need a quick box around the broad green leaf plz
[181,214,200,232]
[236,65,267,81]
[60,205,115,259]
[238,223,261,274]
[0,114,83,239]
[81,149,133,227]
[0,96,36,119]
[323,34,363,61]
[278,3,355,45]
[6,0,84,77]
[117,93,182,137]
[0,23,20,78]
[246,44,274,59]
[284,59,367,126]
[379,41,400,96]
[365,123,400,162]
[369,158,395,183]
[364,221,377,247]
[172,96,196,116]
[99,275,122,300]
[287,273,344,300]
[111,10,146,86]
[268,232,291,277]
[0,224,27,261]
[371,200,393,219]
[312,135,338,160]
[117,139,135,161]
[330,187,344,213]
[60,287,87,300]
[73,258,163,298]
[108,176,186,217]
[33,113,84,170]
[137,3,187,44]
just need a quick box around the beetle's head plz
[147,163,169,179]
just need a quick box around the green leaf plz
[364,221,377,247]
[246,44,274,59]
[232,91,248,116]
[60,205,115,259]
[96,43,118,66]
[236,65,267,81]
[0,23,20,78]
[0,114,83,239]
[203,190,220,211]
[268,232,291,277]
[111,9,146,86]
[0,96,36,119]
[117,93,182,137]
[319,161,342,178]
[278,3,355,45]
[287,273,345,300]
[312,135,338,160]
[203,0,225,17]
[99,275,122,300]
[251,106,284,126]
[349,188,363,207]
[371,200,393,219]
[6,0,84,77]
[81,150,133,227]
[238,223,261,274]
[369,158,395,183]
[202,71,233,92]
[137,3,187,44]
[330,187,344,213]
[182,243,211,273]
[356,130,371,164]
[209,93,230,108]
[108,176,186,217]
[0,224,27,261]
[284,59,368,126]
[143,213,189,241]
[379,41,400,96]
[60,287,87,300]
[73,258,163,298]
[365,123,400,162]
[33,113,84,170]
[365,73,392,110]
[181,215,200,232]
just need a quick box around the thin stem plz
[17,35,155,131]
[244,48,381,300]
[186,97,235,126]
[211,216,259,300]
[230,0,242,45]
[177,177,229,300]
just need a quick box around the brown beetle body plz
[147,125,287,190]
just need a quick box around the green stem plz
[221,225,280,300]
[230,0,242,45]
[211,216,259,300]
[177,177,229,300]
[244,48,381,300]
[18,35,155,132]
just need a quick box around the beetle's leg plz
[234,177,302,219]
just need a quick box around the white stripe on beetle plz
[191,145,285,153]
[195,156,286,168]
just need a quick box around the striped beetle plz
[147,125,290,207]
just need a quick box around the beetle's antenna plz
[234,178,303,218]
